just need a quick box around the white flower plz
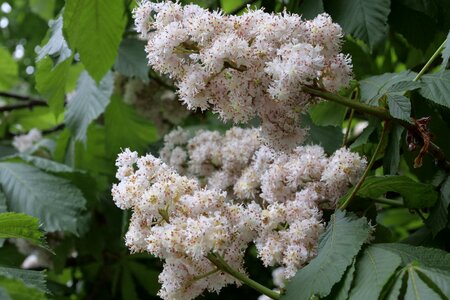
[12,128,42,153]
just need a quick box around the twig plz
[340,121,390,209]
[0,91,45,102]
[413,39,447,82]
[0,100,48,112]
[302,86,450,171]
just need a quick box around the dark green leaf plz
[0,213,45,247]
[417,267,450,297]
[302,115,343,154]
[115,38,149,82]
[0,47,18,90]
[298,0,324,19]
[419,70,450,108]
[0,267,47,293]
[348,246,401,300]
[426,175,450,236]
[350,122,376,149]
[64,0,127,82]
[360,71,417,105]
[344,175,438,208]
[129,261,160,296]
[386,81,422,93]
[65,71,114,142]
[105,95,158,157]
[35,57,71,116]
[121,268,139,300]
[442,31,450,68]
[0,162,86,234]
[376,244,450,272]
[0,276,47,300]
[383,124,404,175]
[309,101,347,127]
[326,0,390,49]
[12,154,77,174]
[283,211,371,300]
[387,94,411,121]
[405,266,442,300]
[326,260,356,300]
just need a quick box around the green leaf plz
[121,268,139,300]
[419,70,450,108]
[350,122,376,149]
[384,269,407,300]
[11,154,76,174]
[376,244,450,272]
[0,287,11,300]
[387,94,411,121]
[302,115,343,154]
[65,71,113,142]
[104,95,158,157]
[129,261,160,296]
[417,267,450,297]
[308,101,347,127]
[343,175,438,208]
[114,38,149,82]
[0,275,47,300]
[37,16,72,64]
[0,47,18,90]
[326,260,356,300]
[326,0,390,49]
[348,246,401,300]
[383,124,404,175]
[298,0,324,19]
[441,31,450,69]
[35,57,71,116]
[63,0,127,82]
[386,81,422,93]
[0,267,47,293]
[0,162,86,234]
[283,211,371,300]
[360,71,417,105]
[405,266,442,300]
[0,213,45,247]
[29,0,55,20]
[426,175,450,235]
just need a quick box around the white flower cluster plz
[112,128,366,299]
[133,1,352,149]
[12,128,42,153]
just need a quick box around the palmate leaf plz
[35,57,71,116]
[340,175,438,209]
[359,71,417,105]
[383,124,404,175]
[419,70,450,108]
[0,213,45,247]
[0,267,47,294]
[64,0,126,82]
[283,210,371,300]
[104,95,159,158]
[65,71,114,142]
[325,260,356,300]
[0,162,86,234]
[348,246,401,300]
[114,38,149,82]
[405,266,442,300]
[426,175,450,235]
[36,16,71,64]
[0,47,18,90]
[326,0,390,49]
[441,31,450,68]
[0,276,46,300]
[386,94,411,122]
[308,101,347,127]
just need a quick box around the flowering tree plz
[0,0,450,299]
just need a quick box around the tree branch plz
[302,85,450,171]
[0,91,45,102]
[0,100,48,112]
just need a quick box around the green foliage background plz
[0,0,450,299]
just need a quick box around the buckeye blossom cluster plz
[134,1,352,149]
[112,127,366,300]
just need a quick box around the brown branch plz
[0,91,45,102]
[0,100,48,112]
